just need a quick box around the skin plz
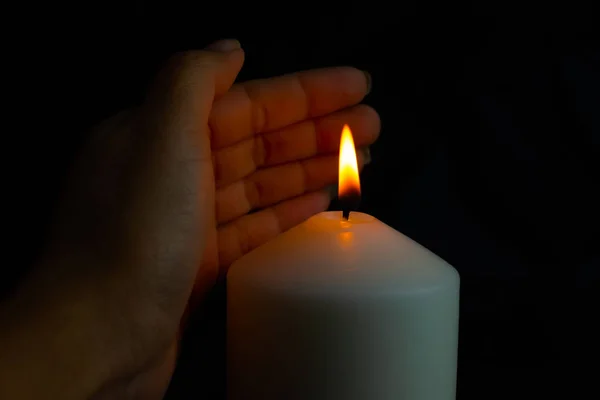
[0,39,380,399]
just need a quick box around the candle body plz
[227,212,459,400]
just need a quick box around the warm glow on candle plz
[338,124,361,198]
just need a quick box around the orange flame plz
[338,124,360,198]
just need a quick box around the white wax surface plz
[227,211,460,400]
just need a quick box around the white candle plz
[227,126,460,400]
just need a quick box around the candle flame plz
[338,124,361,198]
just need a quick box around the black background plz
[4,1,599,399]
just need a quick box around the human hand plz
[0,39,379,399]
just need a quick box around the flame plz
[338,124,361,198]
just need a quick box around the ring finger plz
[216,149,369,224]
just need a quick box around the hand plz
[0,39,379,399]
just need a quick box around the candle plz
[227,125,460,400]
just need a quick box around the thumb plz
[127,42,244,308]
[203,39,245,95]
[205,38,242,53]
[145,40,244,128]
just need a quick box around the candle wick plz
[340,191,360,221]
[342,209,350,220]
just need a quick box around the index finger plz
[209,67,371,149]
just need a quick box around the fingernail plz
[362,70,372,95]
[325,184,338,199]
[206,39,241,53]
[362,147,372,165]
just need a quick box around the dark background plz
[5,1,599,399]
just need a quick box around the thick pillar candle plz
[227,211,460,400]
[227,124,459,399]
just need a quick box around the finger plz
[213,105,379,187]
[218,190,333,272]
[209,67,371,149]
[215,149,369,224]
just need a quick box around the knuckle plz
[253,135,267,167]
[244,179,261,209]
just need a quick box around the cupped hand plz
[0,40,379,400]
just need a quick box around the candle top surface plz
[227,212,459,296]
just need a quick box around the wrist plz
[0,265,112,399]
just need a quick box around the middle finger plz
[213,104,379,187]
